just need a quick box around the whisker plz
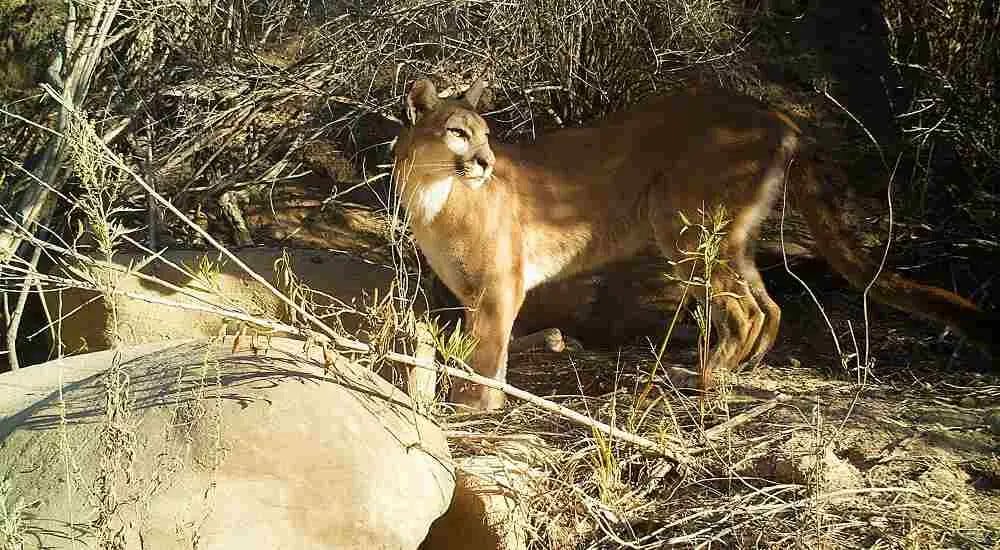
[393,162,459,170]
[405,161,458,167]
[485,172,507,185]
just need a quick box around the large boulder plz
[0,337,454,549]
[422,441,548,550]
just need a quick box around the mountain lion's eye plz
[446,127,469,139]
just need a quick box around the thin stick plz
[509,328,566,353]
[145,114,158,250]
[42,272,688,463]
[428,355,690,463]
[4,245,43,369]
[408,320,437,402]
[17,210,687,463]
[701,394,788,441]
[861,155,900,370]
[780,158,844,360]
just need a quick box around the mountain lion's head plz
[393,79,496,191]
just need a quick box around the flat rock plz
[43,248,402,354]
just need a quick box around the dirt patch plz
[449,275,1000,548]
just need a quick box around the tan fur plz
[393,78,996,411]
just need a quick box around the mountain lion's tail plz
[789,154,998,361]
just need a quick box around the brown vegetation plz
[1,1,998,548]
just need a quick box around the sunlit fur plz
[393,78,997,411]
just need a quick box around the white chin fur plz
[411,176,454,224]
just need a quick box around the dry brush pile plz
[1,1,998,549]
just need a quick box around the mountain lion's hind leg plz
[652,215,756,390]
[700,269,757,388]
[737,258,781,368]
[733,281,765,370]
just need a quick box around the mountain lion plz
[392,78,996,411]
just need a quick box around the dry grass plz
[1,1,998,549]
[0,478,27,550]
[446,344,998,549]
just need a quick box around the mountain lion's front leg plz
[450,287,525,411]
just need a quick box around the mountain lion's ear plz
[464,78,486,109]
[406,79,439,125]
